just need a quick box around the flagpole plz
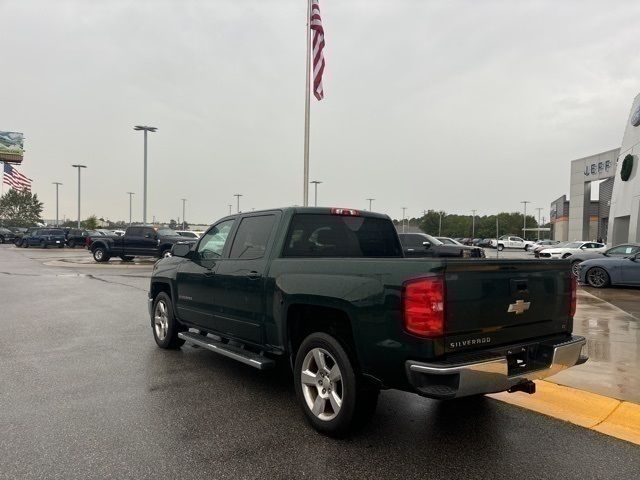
[303,0,312,207]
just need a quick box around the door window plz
[608,245,640,255]
[198,220,234,260]
[229,215,276,260]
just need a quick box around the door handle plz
[246,271,261,279]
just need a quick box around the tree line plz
[393,209,548,240]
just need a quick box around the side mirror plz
[422,241,431,249]
[580,246,587,250]
[171,243,192,258]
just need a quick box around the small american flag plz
[3,163,32,192]
[310,0,326,100]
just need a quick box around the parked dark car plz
[13,227,37,247]
[0,227,16,244]
[66,228,102,248]
[149,207,585,436]
[89,226,196,262]
[399,233,486,258]
[22,228,66,248]
[479,238,493,248]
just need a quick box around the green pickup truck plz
[148,207,587,436]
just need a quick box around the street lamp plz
[438,211,444,236]
[366,198,375,211]
[310,180,322,207]
[401,207,407,233]
[181,198,187,230]
[52,182,62,226]
[535,207,543,240]
[521,201,531,239]
[228,204,232,215]
[127,192,135,226]
[71,165,86,228]
[134,125,157,225]
[471,209,477,238]
[234,194,243,213]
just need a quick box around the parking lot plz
[1,244,639,479]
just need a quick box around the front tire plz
[40,241,47,249]
[151,292,185,349]
[294,332,378,437]
[93,247,110,263]
[161,248,172,258]
[586,267,610,288]
[497,244,504,251]
[68,240,76,248]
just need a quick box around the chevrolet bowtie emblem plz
[508,300,531,315]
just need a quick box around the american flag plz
[310,0,326,101]
[3,163,32,192]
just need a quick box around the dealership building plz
[551,93,640,245]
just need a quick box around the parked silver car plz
[578,251,640,288]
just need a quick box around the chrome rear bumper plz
[406,335,587,399]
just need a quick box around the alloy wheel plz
[154,300,169,341]
[300,347,344,421]
[571,261,581,277]
[587,267,608,288]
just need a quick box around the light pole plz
[181,198,187,230]
[134,125,157,225]
[71,165,86,228]
[228,204,232,215]
[402,207,407,233]
[310,180,322,207]
[521,201,530,239]
[52,182,62,226]
[471,209,477,238]
[366,198,375,211]
[438,211,444,236]
[535,207,543,240]
[127,192,135,226]
[234,194,242,213]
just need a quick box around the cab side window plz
[229,215,276,260]
[198,220,234,260]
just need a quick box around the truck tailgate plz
[443,260,572,353]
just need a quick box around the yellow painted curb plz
[488,380,640,446]
[593,402,640,445]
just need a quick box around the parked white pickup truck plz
[490,235,536,251]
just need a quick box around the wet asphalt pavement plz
[1,245,639,479]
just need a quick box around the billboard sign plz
[0,131,24,164]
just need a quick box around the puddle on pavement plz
[551,289,640,403]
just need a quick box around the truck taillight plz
[569,275,577,318]
[402,276,445,337]
[331,208,360,216]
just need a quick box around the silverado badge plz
[508,300,530,315]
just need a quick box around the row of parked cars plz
[1,226,201,250]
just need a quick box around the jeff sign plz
[584,160,612,177]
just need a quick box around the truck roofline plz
[215,206,391,223]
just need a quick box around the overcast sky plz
[2,0,640,224]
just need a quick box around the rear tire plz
[586,267,610,288]
[151,292,185,349]
[161,248,172,258]
[40,241,47,249]
[93,247,110,263]
[68,240,76,248]
[294,332,379,437]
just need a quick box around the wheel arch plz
[285,302,360,371]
